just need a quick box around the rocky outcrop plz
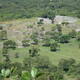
[54,15,78,24]
[38,18,52,24]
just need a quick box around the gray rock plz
[54,15,78,24]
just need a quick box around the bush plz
[50,41,59,52]
[22,40,30,47]
[58,58,75,72]
[0,30,7,40]
[59,35,70,43]
[42,38,51,47]
[69,29,76,38]
[3,40,16,49]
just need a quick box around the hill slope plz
[0,0,80,20]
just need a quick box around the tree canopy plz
[0,0,80,20]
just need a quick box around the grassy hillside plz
[0,0,80,20]
[0,18,80,80]
[0,18,80,65]
[0,37,80,66]
[0,1,80,80]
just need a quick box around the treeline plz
[0,0,80,21]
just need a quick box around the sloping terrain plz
[0,0,80,20]
[0,16,80,42]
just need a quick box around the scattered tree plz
[50,41,59,52]
[69,29,76,38]
[59,35,70,43]
[3,40,16,49]
[29,46,40,57]
[22,39,30,47]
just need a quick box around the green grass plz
[0,18,80,65]
[40,39,80,65]
[0,39,80,65]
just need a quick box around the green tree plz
[69,29,76,38]
[15,53,19,58]
[50,41,59,51]
[3,40,16,49]
[29,46,40,57]
[22,40,30,47]
[31,32,39,45]
[58,58,75,72]
[42,9,55,23]
[59,35,70,43]
[43,37,51,47]
[0,30,7,40]
[53,71,64,80]
[68,63,80,77]
[2,48,8,57]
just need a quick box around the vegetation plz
[50,41,59,51]
[0,30,7,40]
[0,0,80,80]
[3,40,16,49]
[0,0,80,20]
[0,20,79,80]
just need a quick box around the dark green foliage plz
[4,54,11,64]
[49,26,61,41]
[53,71,64,80]
[31,32,39,45]
[29,46,40,57]
[43,37,51,47]
[69,29,76,38]
[0,30,7,40]
[59,35,70,43]
[50,41,59,51]
[33,38,39,45]
[0,26,3,30]
[23,56,50,71]
[62,22,69,25]
[15,53,19,58]
[0,0,80,20]
[22,40,30,47]
[2,48,8,56]
[0,57,79,80]
[58,58,75,72]
[51,32,60,41]
[41,9,55,21]
[68,63,80,77]
[6,62,23,78]
[3,40,16,49]
[2,47,11,64]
